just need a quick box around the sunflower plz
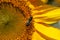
[28,1,60,40]
[0,0,60,40]
[0,0,34,40]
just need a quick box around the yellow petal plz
[32,6,60,24]
[33,22,60,40]
[32,31,45,40]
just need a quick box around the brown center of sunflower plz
[0,2,28,40]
